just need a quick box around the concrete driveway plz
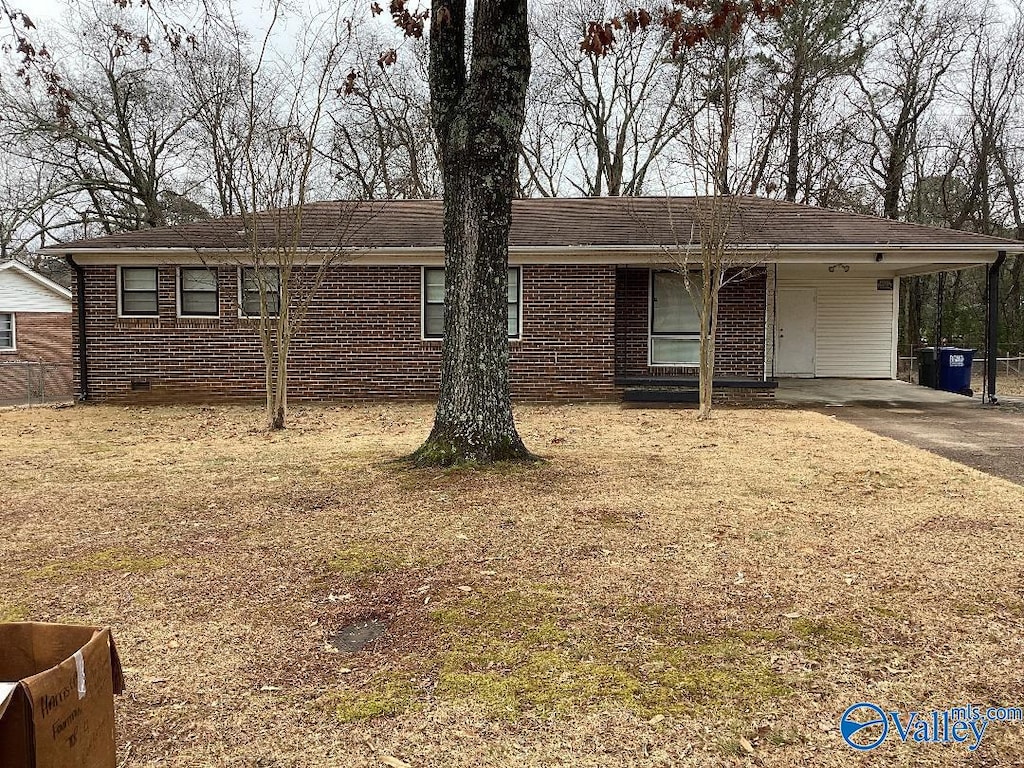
[776,379,1024,485]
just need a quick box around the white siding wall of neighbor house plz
[0,268,72,313]
[774,264,898,379]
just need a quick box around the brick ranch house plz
[41,196,1020,404]
[0,260,73,403]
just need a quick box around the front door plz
[776,288,816,376]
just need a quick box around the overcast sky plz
[21,0,322,52]
[20,0,402,74]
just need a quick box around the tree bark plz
[905,275,924,352]
[697,269,720,420]
[410,0,535,466]
[784,67,804,203]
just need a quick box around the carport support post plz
[985,251,1006,404]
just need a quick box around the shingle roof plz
[48,196,1021,252]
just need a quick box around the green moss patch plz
[640,644,791,711]
[326,545,401,577]
[790,617,863,646]
[328,675,419,722]
[328,588,796,722]
[0,603,28,622]
[26,548,171,582]
[435,591,794,718]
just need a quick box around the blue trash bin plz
[937,347,975,396]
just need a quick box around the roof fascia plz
[892,263,981,277]
[45,242,1013,266]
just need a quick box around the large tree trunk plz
[1008,256,1023,351]
[882,162,902,221]
[784,68,804,203]
[905,275,924,353]
[411,0,535,466]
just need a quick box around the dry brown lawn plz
[973,371,1024,397]
[2,402,1023,767]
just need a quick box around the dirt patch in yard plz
[1,403,1023,766]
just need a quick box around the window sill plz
[176,317,224,329]
[115,318,161,328]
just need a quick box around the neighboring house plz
[39,196,1022,404]
[0,260,74,403]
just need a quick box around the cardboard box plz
[0,623,124,768]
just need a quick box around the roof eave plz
[43,242,1016,265]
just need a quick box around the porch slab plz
[774,378,973,407]
[775,378,1024,486]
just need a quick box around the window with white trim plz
[179,267,219,316]
[423,267,521,339]
[120,267,159,316]
[650,270,702,366]
[240,267,280,317]
[0,313,13,350]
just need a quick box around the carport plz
[767,251,1012,404]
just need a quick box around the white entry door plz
[776,288,816,376]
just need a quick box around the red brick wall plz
[614,267,767,380]
[0,312,73,401]
[2,312,71,363]
[73,264,619,402]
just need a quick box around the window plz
[120,267,159,316]
[0,313,13,350]
[423,267,521,339]
[650,270,702,365]
[179,267,219,317]
[423,267,445,337]
[507,267,520,338]
[240,267,280,317]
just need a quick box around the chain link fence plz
[899,352,1024,384]
[0,361,74,406]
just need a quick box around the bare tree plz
[373,0,792,464]
[659,32,771,419]
[2,2,207,233]
[958,9,1024,235]
[0,157,71,260]
[330,35,440,200]
[518,91,571,197]
[905,5,1024,353]
[177,40,252,217]
[843,1,969,356]
[525,0,695,197]
[199,2,360,430]
[850,0,969,220]
[749,0,869,202]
